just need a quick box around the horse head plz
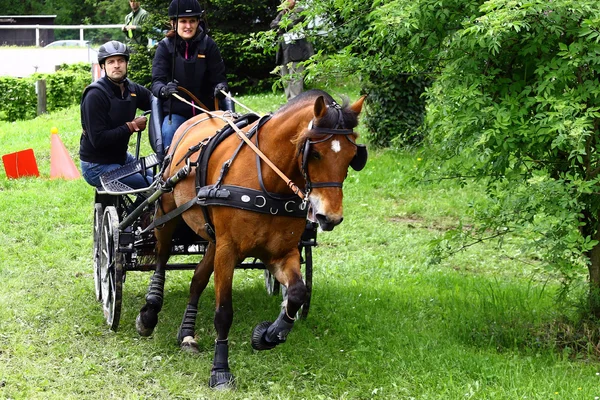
[295,92,368,231]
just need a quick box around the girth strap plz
[198,185,308,218]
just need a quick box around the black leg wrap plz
[209,340,235,390]
[265,309,294,344]
[251,309,294,351]
[177,304,197,344]
[146,272,165,311]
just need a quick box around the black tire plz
[264,269,280,296]
[100,206,123,331]
[93,203,103,302]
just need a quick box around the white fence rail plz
[0,24,123,46]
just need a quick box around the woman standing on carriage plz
[151,0,233,149]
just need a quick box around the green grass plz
[0,91,599,399]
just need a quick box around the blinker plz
[350,144,368,171]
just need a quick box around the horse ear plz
[314,96,328,119]
[350,95,367,114]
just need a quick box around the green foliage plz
[424,0,600,310]
[0,63,90,122]
[127,44,156,88]
[362,74,430,148]
[0,77,37,121]
[282,0,486,148]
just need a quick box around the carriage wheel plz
[100,206,123,331]
[281,245,313,320]
[93,203,103,302]
[264,269,281,296]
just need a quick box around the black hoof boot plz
[209,370,235,390]
[251,321,277,351]
[136,305,159,337]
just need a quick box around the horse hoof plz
[180,336,200,353]
[209,370,235,390]
[251,321,277,351]
[136,314,155,337]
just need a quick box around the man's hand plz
[159,81,179,99]
[214,83,229,100]
[127,116,147,133]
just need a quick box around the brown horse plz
[136,89,367,389]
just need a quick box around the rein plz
[176,85,210,111]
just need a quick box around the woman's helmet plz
[98,40,130,66]
[168,0,203,18]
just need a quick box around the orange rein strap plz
[175,86,211,112]
[170,93,306,200]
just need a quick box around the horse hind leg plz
[177,242,215,353]
[251,257,306,351]
[136,218,178,337]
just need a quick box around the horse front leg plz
[177,242,215,353]
[251,252,306,351]
[209,246,237,390]
[136,218,177,337]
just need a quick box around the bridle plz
[300,101,368,193]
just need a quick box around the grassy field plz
[0,88,598,399]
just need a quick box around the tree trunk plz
[588,237,600,319]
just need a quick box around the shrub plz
[0,63,90,122]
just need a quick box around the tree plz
[424,0,600,317]
[292,0,485,146]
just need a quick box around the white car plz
[44,40,91,48]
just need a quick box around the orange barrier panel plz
[2,148,40,179]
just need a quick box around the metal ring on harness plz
[284,201,295,213]
[255,195,266,208]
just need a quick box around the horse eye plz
[310,151,321,161]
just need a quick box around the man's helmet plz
[168,0,203,18]
[98,41,130,66]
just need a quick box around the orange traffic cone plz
[50,127,81,180]
[2,148,40,179]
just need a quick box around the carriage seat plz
[148,95,165,160]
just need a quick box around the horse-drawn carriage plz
[91,90,367,388]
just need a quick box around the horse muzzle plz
[315,213,343,231]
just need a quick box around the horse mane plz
[275,89,360,153]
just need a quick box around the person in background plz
[270,0,314,100]
[122,0,149,46]
[151,0,231,149]
[80,40,153,190]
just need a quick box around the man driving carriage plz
[79,40,154,190]
[151,0,233,149]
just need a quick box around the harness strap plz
[172,93,306,200]
[142,196,198,233]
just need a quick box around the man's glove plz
[214,83,229,100]
[159,80,179,99]
[126,116,147,133]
